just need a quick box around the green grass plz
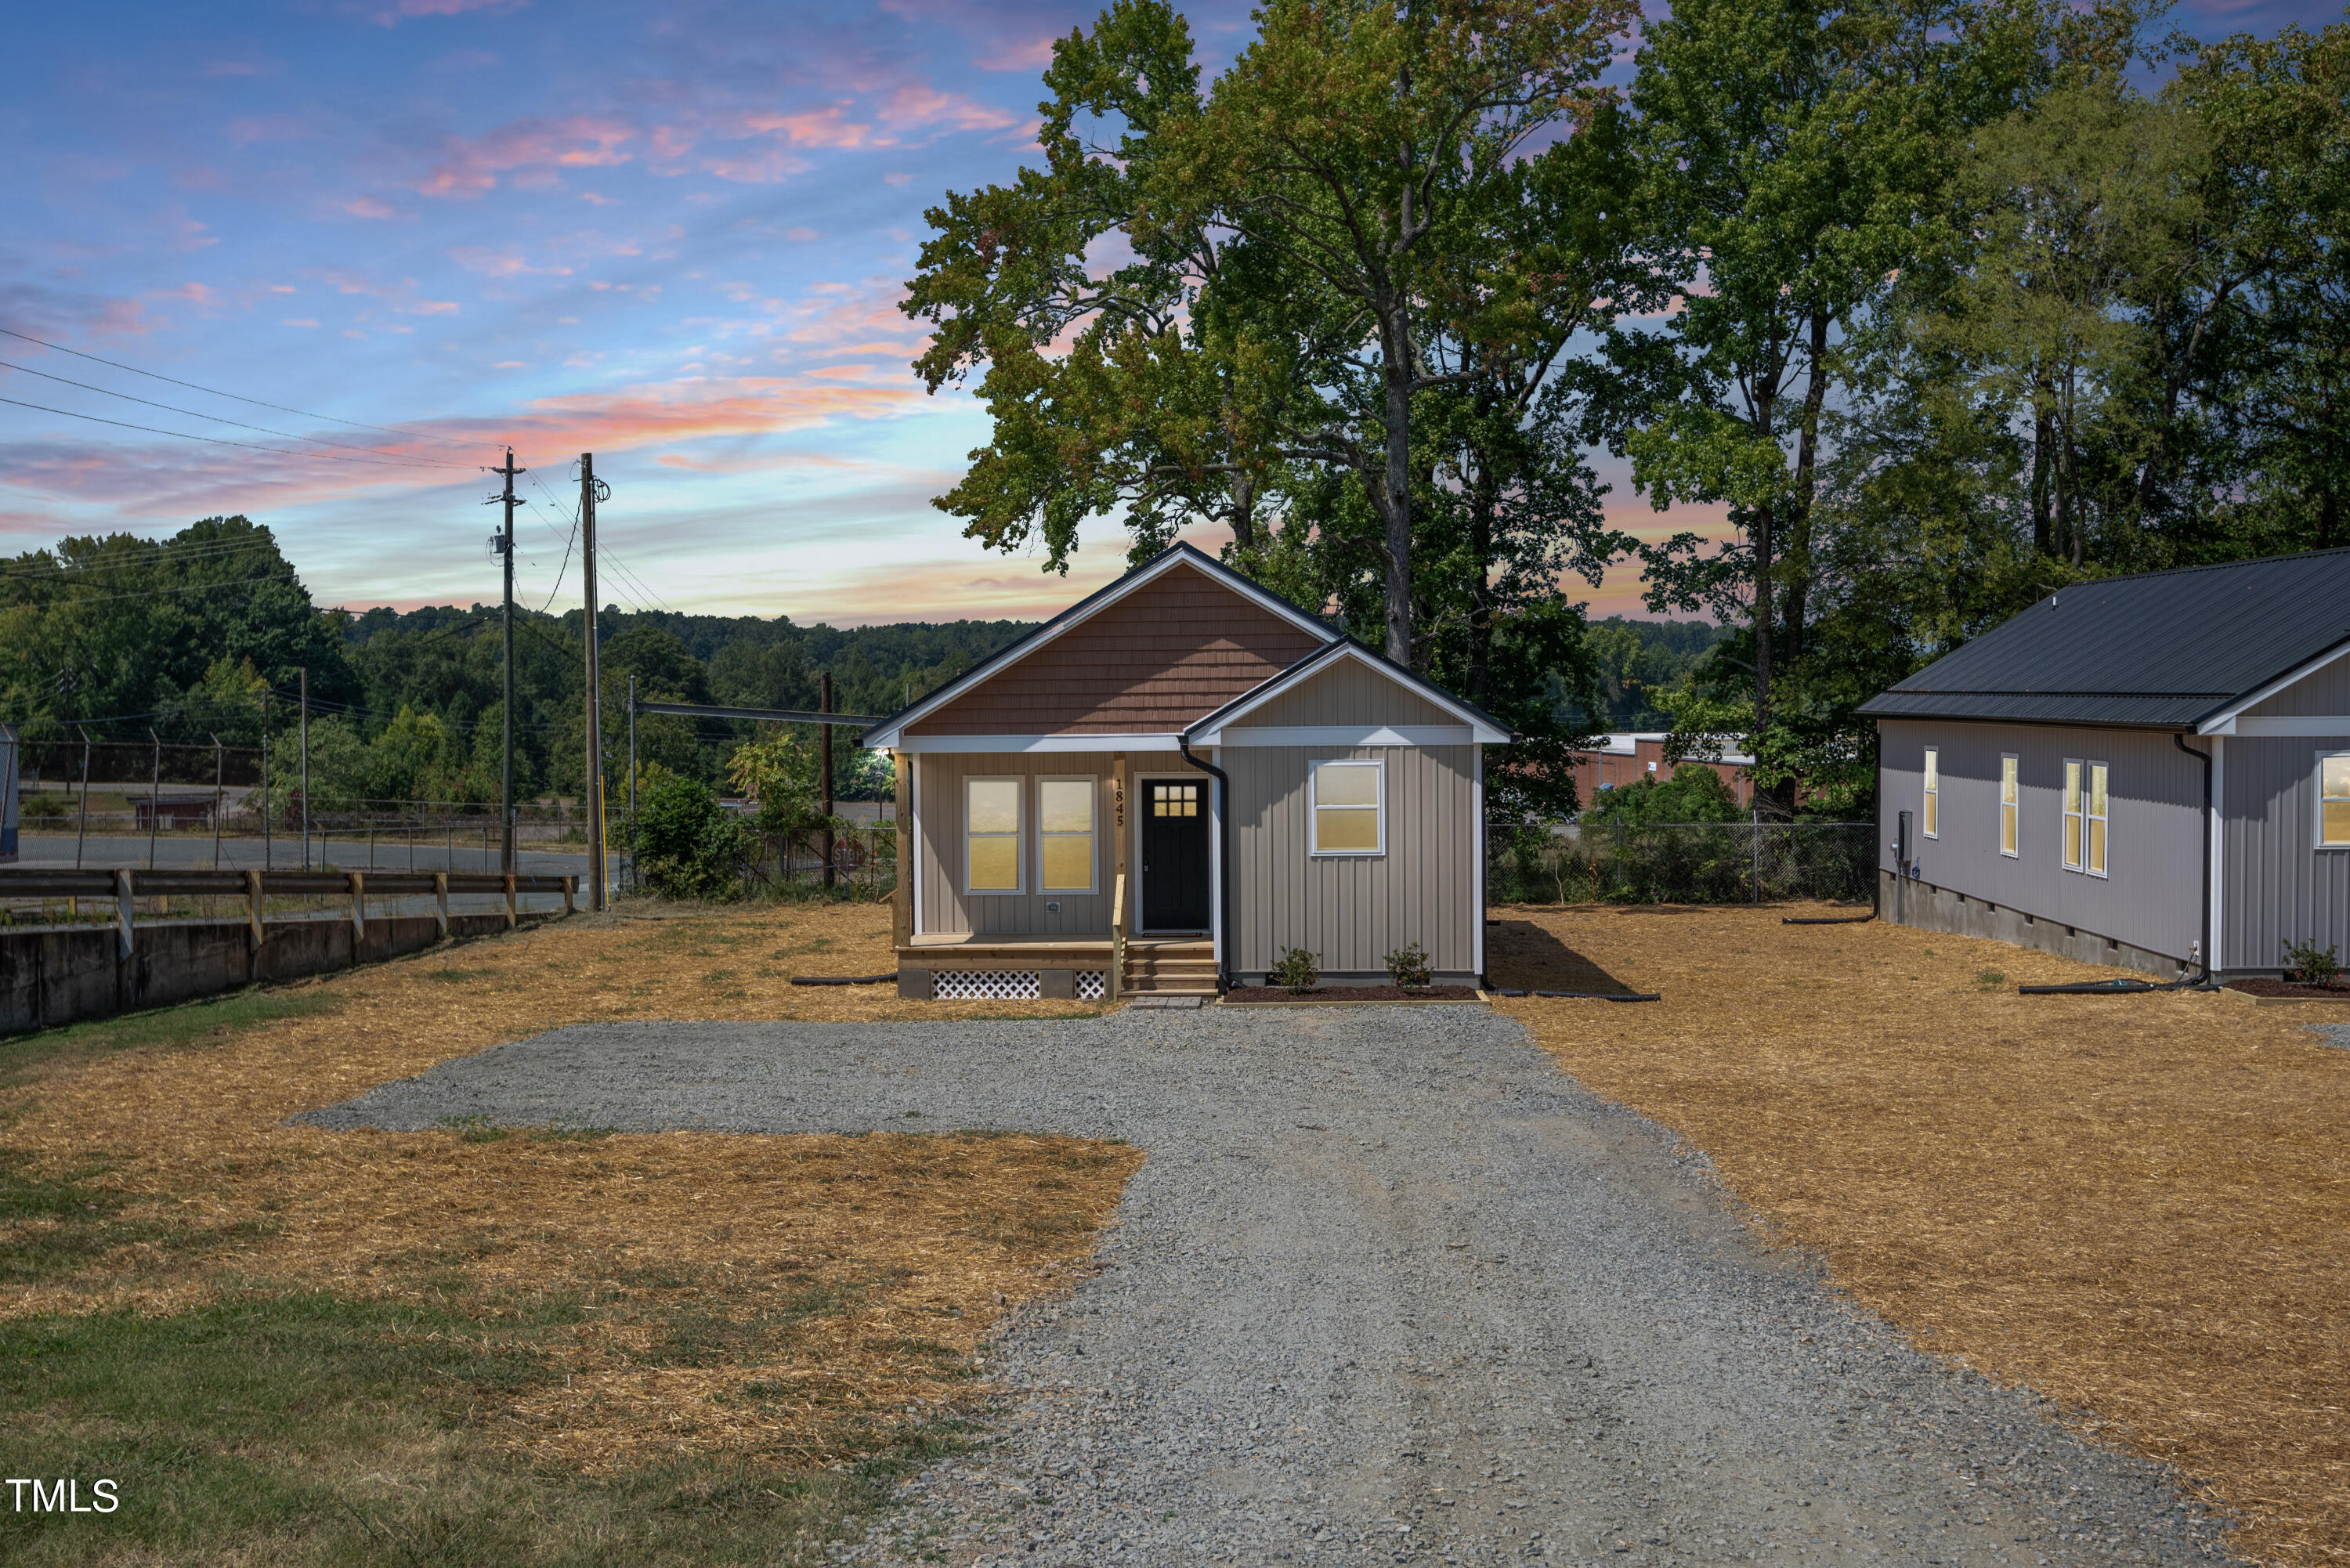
[0,986,345,1088]
[0,1289,975,1566]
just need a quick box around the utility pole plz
[580,452,606,912]
[627,675,638,899]
[298,667,310,872]
[259,693,270,871]
[147,727,161,872]
[819,671,836,891]
[74,724,91,871]
[490,449,523,876]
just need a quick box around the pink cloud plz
[414,115,638,199]
[0,375,931,518]
[343,196,400,219]
[974,34,1061,72]
[375,0,526,23]
[449,247,569,278]
[739,104,874,150]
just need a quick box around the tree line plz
[0,517,1025,811]
[907,0,2349,815]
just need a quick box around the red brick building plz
[1564,732,1755,811]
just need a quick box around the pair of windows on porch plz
[960,761,1389,894]
[965,777,1100,895]
[1920,749,2110,874]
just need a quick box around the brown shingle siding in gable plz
[906,564,1327,735]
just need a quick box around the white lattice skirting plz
[1076,970,1107,1000]
[934,970,1041,1000]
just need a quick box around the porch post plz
[1110,754,1129,1001]
[892,750,913,950]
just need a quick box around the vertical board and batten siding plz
[914,751,1187,937]
[1225,744,1477,978]
[2221,656,2350,970]
[2243,649,2350,716]
[1235,658,1453,728]
[1877,718,2205,962]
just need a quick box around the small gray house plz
[1857,549,2350,980]
[861,543,1510,999]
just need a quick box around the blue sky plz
[1,0,2337,627]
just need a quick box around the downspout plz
[2175,731,2216,987]
[2023,735,2216,994]
[1176,735,1232,994]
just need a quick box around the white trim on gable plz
[897,732,1182,754]
[1186,643,1510,746]
[862,547,1336,749]
[2197,641,2350,734]
[1219,724,1475,748]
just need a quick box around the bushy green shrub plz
[1383,942,1433,989]
[634,774,751,901]
[1578,764,1744,826]
[2282,938,2341,986]
[1269,946,1320,992]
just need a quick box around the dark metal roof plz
[1858,548,2350,729]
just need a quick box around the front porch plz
[892,932,1217,1001]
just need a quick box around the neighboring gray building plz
[1857,549,2350,979]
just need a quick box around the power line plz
[0,572,313,609]
[0,358,467,469]
[0,323,481,450]
[0,540,289,584]
[0,395,478,471]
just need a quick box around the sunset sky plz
[2,0,2335,628]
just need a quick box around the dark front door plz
[1141,779,1211,930]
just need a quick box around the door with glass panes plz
[1140,778,1210,930]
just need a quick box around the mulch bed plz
[1224,984,1480,1003]
[2226,977,2350,999]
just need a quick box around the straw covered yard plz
[1489,901,2350,1568]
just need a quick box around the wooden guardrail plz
[0,868,576,955]
[1109,870,1127,1003]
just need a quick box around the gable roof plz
[1856,548,2350,731]
[1183,636,1514,745]
[861,542,1338,748]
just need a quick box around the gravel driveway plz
[305,1006,2232,1567]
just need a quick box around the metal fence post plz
[114,869,135,961]
[1751,804,1762,904]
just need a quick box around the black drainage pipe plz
[1531,990,1661,1003]
[790,974,896,986]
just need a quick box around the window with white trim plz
[1037,776,1097,893]
[1998,753,2019,858]
[2084,761,2109,876]
[965,776,1021,893]
[1922,747,1939,838]
[2062,759,2084,869]
[1310,760,1383,855]
[2322,753,2350,847]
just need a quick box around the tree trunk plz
[1380,353,1413,666]
[1780,310,1831,670]
[1228,470,1259,554]
[1467,460,1496,706]
[2030,407,2053,557]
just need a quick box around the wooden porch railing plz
[1109,870,1127,1003]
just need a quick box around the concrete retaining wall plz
[1882,869,2190,980]
[2,912,544,1035]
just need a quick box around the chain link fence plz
[1488,820,1877,906]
